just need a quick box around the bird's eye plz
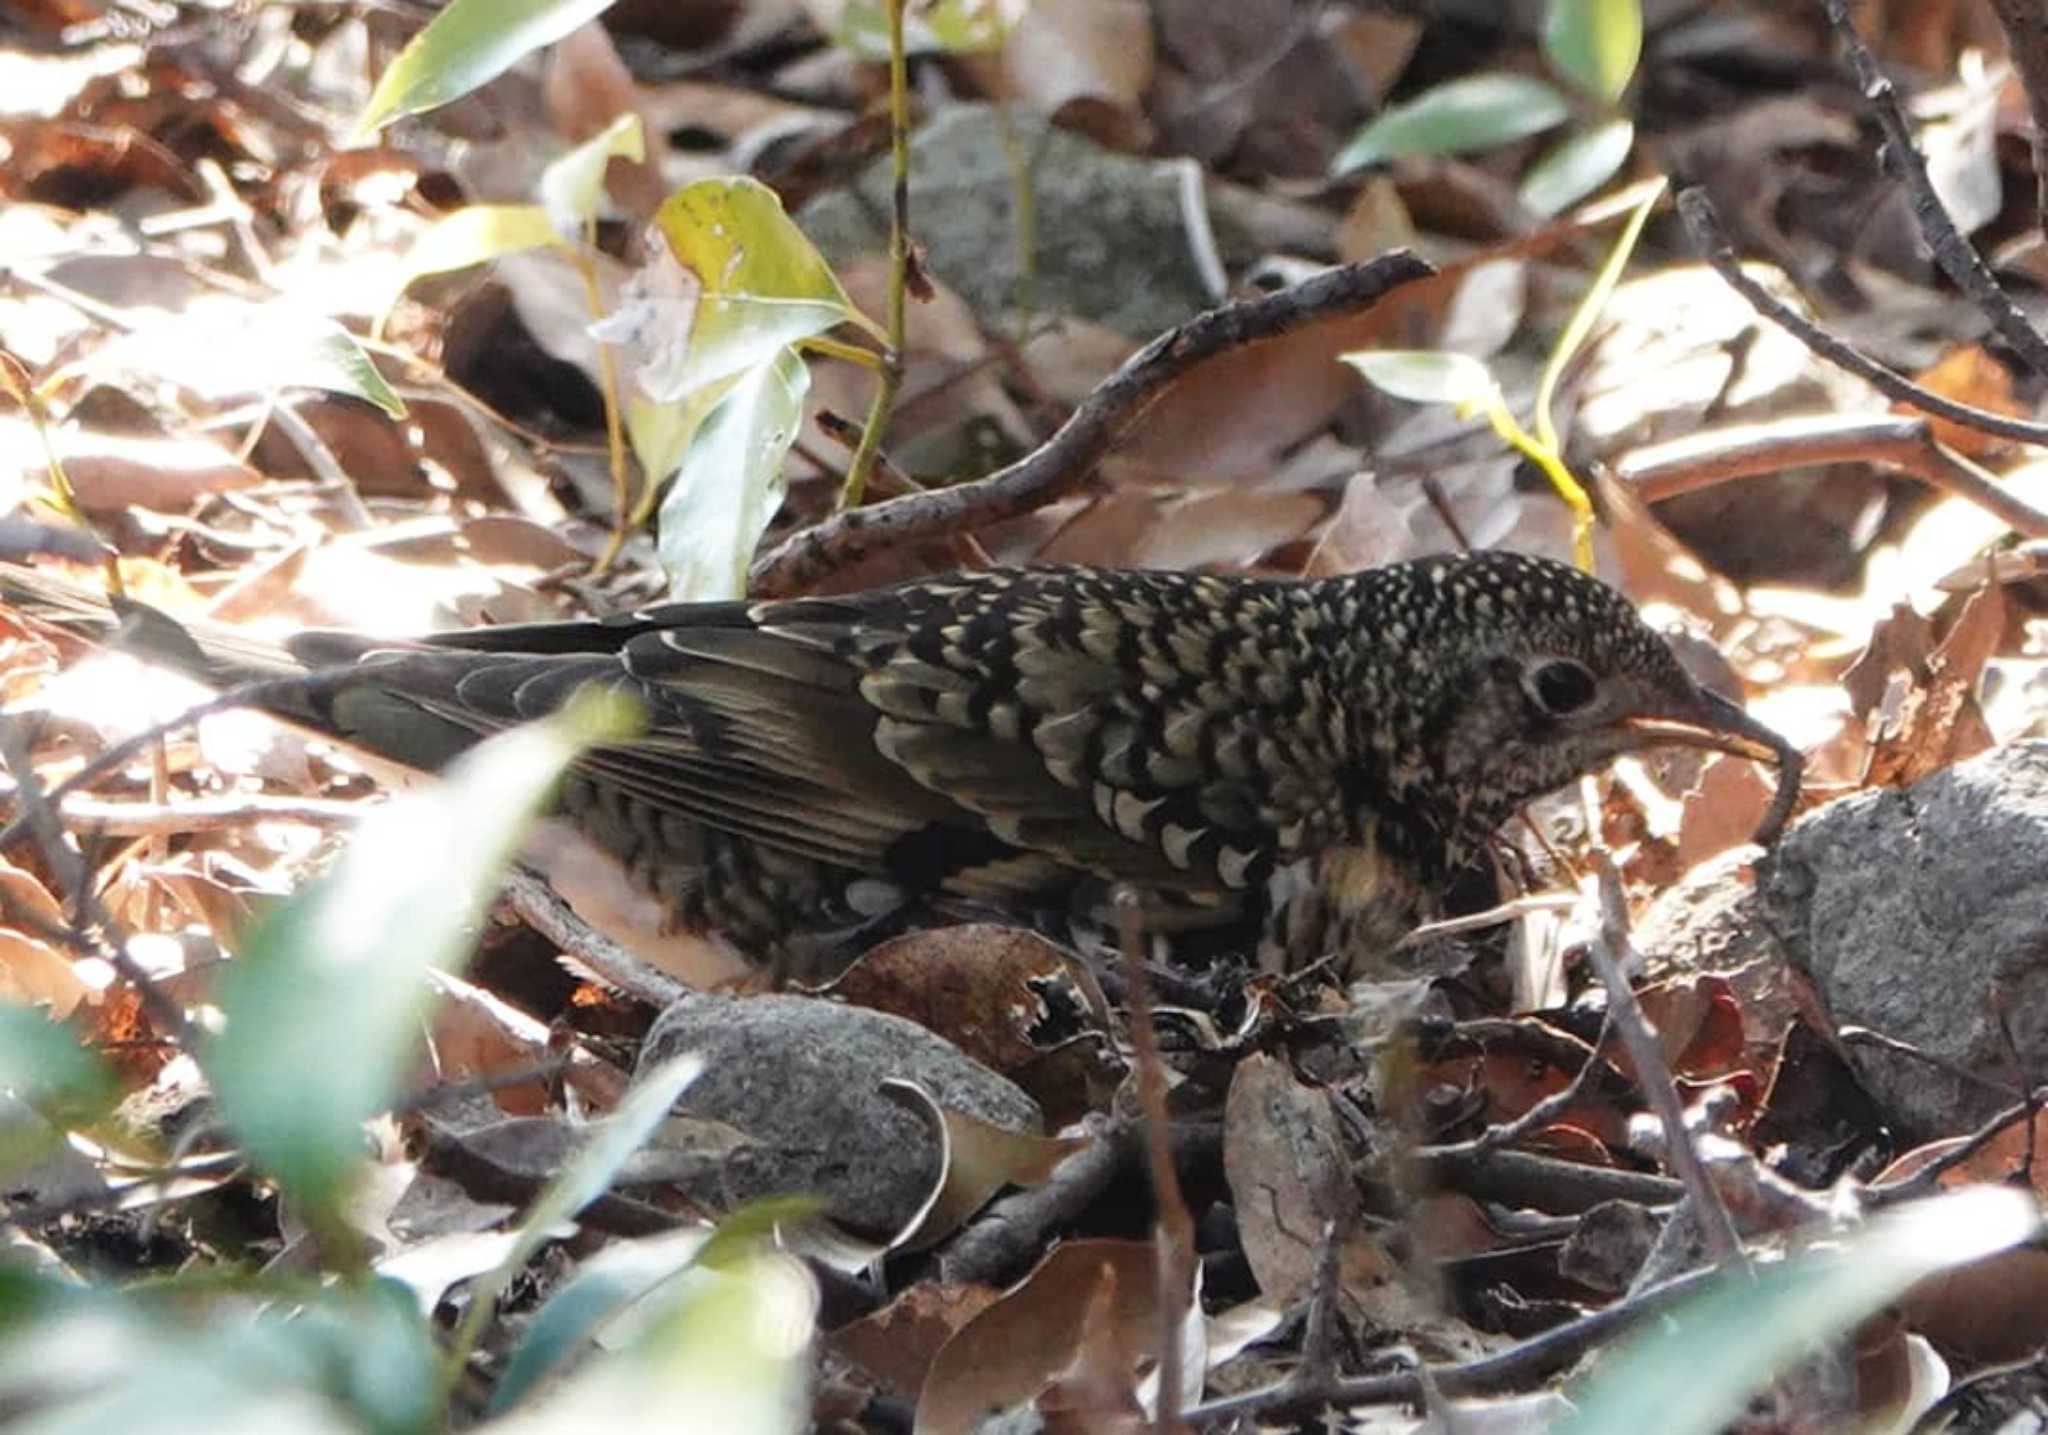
[1524,658,1599,716]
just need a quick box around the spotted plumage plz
[0,552,1800,980]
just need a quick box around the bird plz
[0,551,1800,983]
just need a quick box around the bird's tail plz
[0,563,320,700]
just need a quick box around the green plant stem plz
[837,0,911,512]
[570,238,636,575]
[801,335,886,371]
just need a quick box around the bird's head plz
[1346,552,1801,848]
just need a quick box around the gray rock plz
[1761,741,2048,1139]
[798,105,1315,339]
[634,991,1042,1239]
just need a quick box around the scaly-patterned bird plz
[1,552,1799,981]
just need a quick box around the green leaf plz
[491,1228,712,1414]
[655,348,810,601]
[1519,118,1635,217]
[447,1053,705,1380]
[0,1005,116,1172]
[1342,349,1499,408]
[539,112,646,236]
[638,176,871,400]
[1333,73,1572,174]
[287,319,408,420]
[397,205,563,285]
[823,0,1024,58]
[1561,1187,2040,1435]
[205,691,638,1253]
[1543,0,1644,106]
[356,0,619,136]
[501,1228,815,1431]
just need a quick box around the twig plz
[0,716,197,1050]
[939,1113,1135,1287]
[749,252,1436,596]
[1677,188,2048,450]
[1868,1082,2048,1205]
[1823,0,2048,380]
[0,665,363,861]
[1585,853,1747,1270]
[0,780,363,836]
[1184,1262,1721,1425]
[501,863,689,1010]
[1436,1007,1621,1160]
[1611,412,2048,538]
[1415,1143,1682,1213]
[1117,889,1195,1432]
[1988,0,2048,239]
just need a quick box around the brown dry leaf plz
[0,927,91,1018]
[1038,1260,1150,1433]
[830,924,1114,1127]
[1853,582,2004,788]
[1672,755,1773,871]
[5,426,263,512]
[830,1282,1003,1404]
[995,0,1154,150]
[1223,1052,1443,1330]
[915,1238,1197,1435]
[1878,1116,2048,1364]
[1304,471,1411,577]
[425,969,628,1114]
[1898,344,2023,459]
[0,854,68,932]
[142,862,278,949]
[1334,175,1417,264]
[880,1079,1088,1251]
[1033,486,1325,569]
[1631,975,1746,1081]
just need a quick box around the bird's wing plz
[304,569,1309,901]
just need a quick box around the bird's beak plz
[1619,687,1804,844]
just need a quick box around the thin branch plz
[1823,0,2048,379]
[749,252,1437,597]
[1988,0,2048,240]
[1117,889,1195,1433]
[1677,188,2048,449]
[1184,1263,1720,1425]
[501,864,689,1010]
[1611,412,2048,538]
[836,0,913,510]
[1585,853,1747,1270]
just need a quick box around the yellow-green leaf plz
[1333,73,1571,174]
[539,112,646,235]
[356,0,618,136]
[1343,349,1498,408]
[642,176,873,398]
[1543,0,1643,106]
[655,349,810,601]
[1519,119,1635,217]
